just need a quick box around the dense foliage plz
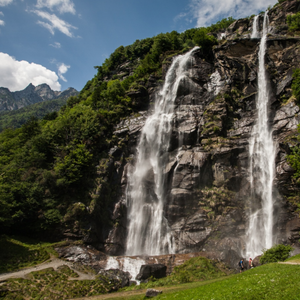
[287,11,300,32]
[0,18,235,236]
[259,244,293,264]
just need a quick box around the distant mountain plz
[0,83,78,112]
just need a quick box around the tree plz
[193,28,217,52]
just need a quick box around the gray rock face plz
[0,83,78,112]
[87,0,300,267]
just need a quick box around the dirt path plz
[278,261,300,265]
[0,257,96,282]
[71,289,148,300]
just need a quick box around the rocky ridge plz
[0,83,78,112]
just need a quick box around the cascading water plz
[125,47,199,256]
[246,11,275,258]
[251,15,260,39]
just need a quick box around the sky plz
[0,0,278,92]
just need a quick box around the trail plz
[278,261,300,265]
[0,256,96,282]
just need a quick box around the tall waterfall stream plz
[125,47,199,256]
[246,11,276,258]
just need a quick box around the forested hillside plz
[0,98,67,132]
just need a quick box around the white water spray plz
[251,15,260,39]
[105,256,145,283]
[246,11,275,258]
[126,47,199,256]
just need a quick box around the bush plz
[292,68,300,103]
[287,12,300,32]
[260,244,293,264]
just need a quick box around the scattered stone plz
[145,288,162,298]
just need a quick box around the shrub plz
[292,68,300,103]
[287,12,300,32]
[260,244,293,264]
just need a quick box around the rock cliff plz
[87,0,300,266]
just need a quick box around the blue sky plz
[0,0,278,92]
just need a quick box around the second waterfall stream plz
[247,11,276,258]
[125,47,199,256]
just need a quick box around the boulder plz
[136,264,167,281]
[253,255,262,267]
[98,269,131,288]
[145,289,162,298]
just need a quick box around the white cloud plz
[0,11,4,26]
[33,10,77,37]
[185,0,278,27]
[36,0,75,14]
[0,0,13,6]
[0,52,61,91]
[57,62,70,82]
[50,41,61,48]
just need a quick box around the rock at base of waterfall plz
[252,255,262,268]
[136,264,167,281]
[97,269,131,288]
[145,288,163,298]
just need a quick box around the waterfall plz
[246,11,275,258]
[251,15,260,39]
[125,47,199,256]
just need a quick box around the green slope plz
[0,97,67,132]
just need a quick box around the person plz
[249,257,253,269]
[239,259,244,273]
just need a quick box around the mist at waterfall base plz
[246,11,276,259]
[125,47,199,256]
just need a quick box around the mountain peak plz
[0,83,78,112]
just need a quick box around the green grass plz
[0,235,51,273]
[285,253,300,263]
[0,266,112,300]
[122,256,230,292]
[0,235,73,273]
[95,263,300,300]
[153,263,300,300]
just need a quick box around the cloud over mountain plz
[0,52,61,91]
